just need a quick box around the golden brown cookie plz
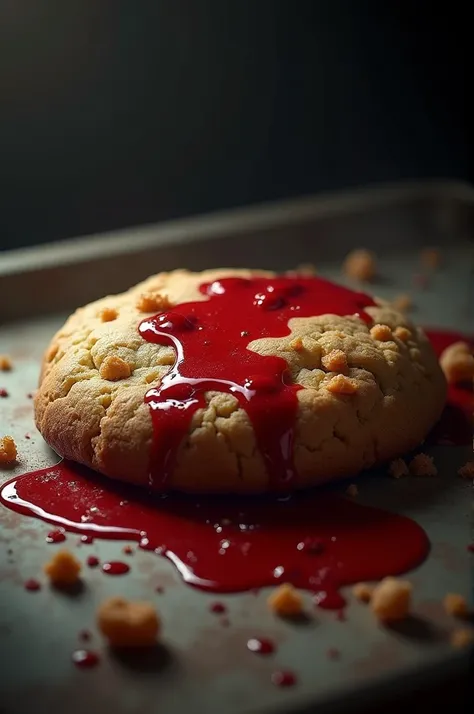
[34,269,446,493]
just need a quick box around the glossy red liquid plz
[271,670,297,687]
[0,459,428,606]
[209,601,227,614]
[86,555,99,568]
[24,578,41,592]
[72,650,100,668]
[247,637,276,655]
[102,561,130,576]
[45,529,66,544]
[139,276,375,489]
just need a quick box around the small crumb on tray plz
[268,583,304,618]
[97,596,160,647]
[420,247,442,270]
[352,583,373,603]
[295,263,317,276]
[439,341,474,385]
[388,458,409,479]
[0,355,12,371]
[443,593,469,619]
[409,453,437,477]
[0,436,17,464]
[44,549,81,586]
[458,461,474,480]
[450,628,474,649]
[342,249,377,282]
[370,577,412,622]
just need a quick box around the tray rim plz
[1,179,473,277]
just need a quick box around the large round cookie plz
[34,269,446,493]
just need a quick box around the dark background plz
[0,1,470,252]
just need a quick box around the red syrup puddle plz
[102,561,130,576]
[139,276,375,489]
[46,528,66,544]
[0,460,428,606]
[424,329,473,446]
[271,670,297,687]
[72,650,100,668]
[247,637,276,655]
[209,601,227,614]
[24,578,41,592]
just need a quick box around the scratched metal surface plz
[0,189,473,714]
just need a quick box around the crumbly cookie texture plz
[34,268,447,493]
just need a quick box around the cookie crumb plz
[342,249,377,282]
[443,593,469,619]
[450,628,474,649]
[0,436,17,464]
[370,577,412,622]
[268,583,304,618]
[458,461,474,480]
[136,292,172,314]
[370,324,392,342]
[44,549,81,586]
[439,341,474,385]
[0,355,12,371]
[326,374,357,395]
[99,307,118,323]
[392,294,413,312]
[409,453,437,477]
[393,327,412,342]
[420,247,441,270]
[295,263,316,276]
[352,583,373,603]
[346,484,358,498]
[322,349,348,373]
[99,355,132,381]
[388,458,409,479]
[289,337,304,352]
[97,596,160,647]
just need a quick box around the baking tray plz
[0,180,473,714]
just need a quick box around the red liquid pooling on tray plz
[271,670,297,687]
[209,601,227,614]
[45,528,66,544]
[72,649,100,669]
[247,637,276,655]
[24,578,41,592]
[139,276,375,489]
[0,459,429,606]
[101,561,130,576]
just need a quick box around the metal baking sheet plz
[0,181,473,714]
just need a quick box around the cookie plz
[34,269,446,493]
